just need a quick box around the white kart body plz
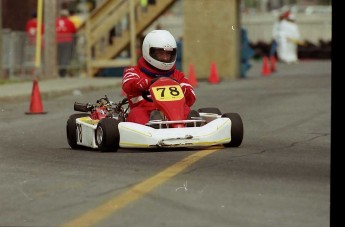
[75,113,232,149]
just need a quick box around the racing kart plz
[66,77,244,152]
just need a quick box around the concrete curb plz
[0,77,123,103]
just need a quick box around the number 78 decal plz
[152,85,184,101]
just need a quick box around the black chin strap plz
[140,67,175,78]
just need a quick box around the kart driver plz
[122,30,196,125]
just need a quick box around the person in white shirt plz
[270,11,288,58]
[276,13,304,64]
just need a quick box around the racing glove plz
[135,78,150,91]
[181,85,196,107]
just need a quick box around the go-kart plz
[66,77,243,152]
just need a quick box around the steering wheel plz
[141,78,160,102]
[142,90,153,102]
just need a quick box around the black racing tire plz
[222,113,243,147]
[95,118,120,152]
[187,109,202,127]
[197,107,222,115]
[66,113,90,149]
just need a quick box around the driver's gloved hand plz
[135,78,150,91]
[181,85,196,107]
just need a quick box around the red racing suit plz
[122,57,196,125]
[55,17,76,43]
[25,18,44,45]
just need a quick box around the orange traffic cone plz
[261,56,271,76]
[270,55,277,72]
[208,62,220,84]
[188,64,198,87]
[25,80,47,114]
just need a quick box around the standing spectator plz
[276,13,304,64]
[269,11,288,58]
[25,11,44,45]
[56,9,77,77]
[68,10,83,29]
[25,11,44,67]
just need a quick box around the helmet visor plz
[149,47,177,63]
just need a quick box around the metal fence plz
[2,29,87,79]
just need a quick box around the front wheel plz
[187,109,202,127]
[66,113,89,149]
[222,113,243,147]
[95,118,120,152]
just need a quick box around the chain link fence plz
[2,29,87,79]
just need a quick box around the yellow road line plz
[62,146,222,227]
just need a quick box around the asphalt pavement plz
[0,59,332,103]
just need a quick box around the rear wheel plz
[197,107,222,115]
[66,113,89,149]
[95,118,120,152]
[222,113,243,147]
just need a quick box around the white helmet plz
[142,30,177,70]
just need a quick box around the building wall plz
[183,0,240,80]
[2,0,37,31]
[242,12,332,44]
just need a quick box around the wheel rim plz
[96,126,104,145]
